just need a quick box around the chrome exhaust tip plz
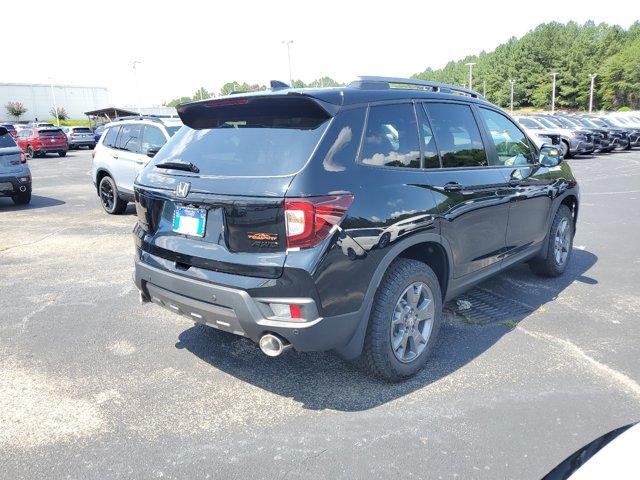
[259,333,291,357]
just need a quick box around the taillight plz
[284,194,354,249]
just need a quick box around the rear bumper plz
[133,258,361,352]
[35,146,68,153]
[0,175,31,197]
[69,140,95,147]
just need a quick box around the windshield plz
[38,129,64,136]
[590,118,609,127]
[73,127,91,133]
[517,117,541,129]
[535,117,558,129]
[555,117,577,128]
[560,117,583,128]
[153,121,330,177]
[578,118,599,128]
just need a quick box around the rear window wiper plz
[155,161,200,173]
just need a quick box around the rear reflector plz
[269,303,303,319]
[284,194,354,249]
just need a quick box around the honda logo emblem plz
[175,182,191,198]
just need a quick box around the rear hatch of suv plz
[0,128,22,175]
[38,128,67,148]
[134,94,335,279]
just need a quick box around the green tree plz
[5,101,27,120]
[49,107,68,121]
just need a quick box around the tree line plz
[164,21,640,111]
[413,21,640,111]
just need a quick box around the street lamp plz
[509,80,515,112]
[550,72,558,114]
[132,60,142,115]
[589,74,597,113]
[483,80,486,98]
[465,62,476,90]
[281,40,294,86]
[48,77,59,126]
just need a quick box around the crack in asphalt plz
[518,326,640,402]
[0,227,68,254]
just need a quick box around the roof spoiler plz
[177,94,336,130]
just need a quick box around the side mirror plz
[539,144,563,167]
[146,147,160,158]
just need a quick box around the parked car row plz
[514,111,640,158]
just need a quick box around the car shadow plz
[0,194,65,211]
[176,249,598,412]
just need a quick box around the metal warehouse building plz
[0,82,109,122]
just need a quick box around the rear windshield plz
[153,121,330,176]
[73,127,91,133]
[38,129,63,136]
[0,132,16,148]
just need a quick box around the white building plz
[0,82,110,122]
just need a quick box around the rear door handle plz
[443,182,463,192]
[112,154,119,159]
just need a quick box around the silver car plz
[0,126,31,205]
[61,126,96,150]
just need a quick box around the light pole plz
[132,60,142,115]
[509,80,515,112]
[550,72,558,114]
[281,40,294,86]
[48,77,59,126]
[589,74,597,113]
[483,80,486,98]
[465,62,476,90]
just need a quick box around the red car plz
[16,127,68,157]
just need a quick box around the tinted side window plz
[117,124,142,153]
[416,104,441,168]
[103,126,120,148]
[479,109,533,166]
[424,103,487,168]
[360,103,420,169]
[141,126,166,152]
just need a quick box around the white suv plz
[91,117,182,214]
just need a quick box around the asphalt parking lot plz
[1,149,639,479]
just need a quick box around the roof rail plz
[114,115,169,122]
[349,76,483,99]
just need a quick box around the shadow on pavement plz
[0,194,65,211]
[176,249,598,411]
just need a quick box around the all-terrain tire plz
[360,258,442,382]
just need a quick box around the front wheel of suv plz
[99,175,127,214]
[361,258,442,381]
[530,205,573,277]
[12,191,31,205]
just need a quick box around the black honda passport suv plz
[133,77,578,381]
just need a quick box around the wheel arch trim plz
[335,232,453,360]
